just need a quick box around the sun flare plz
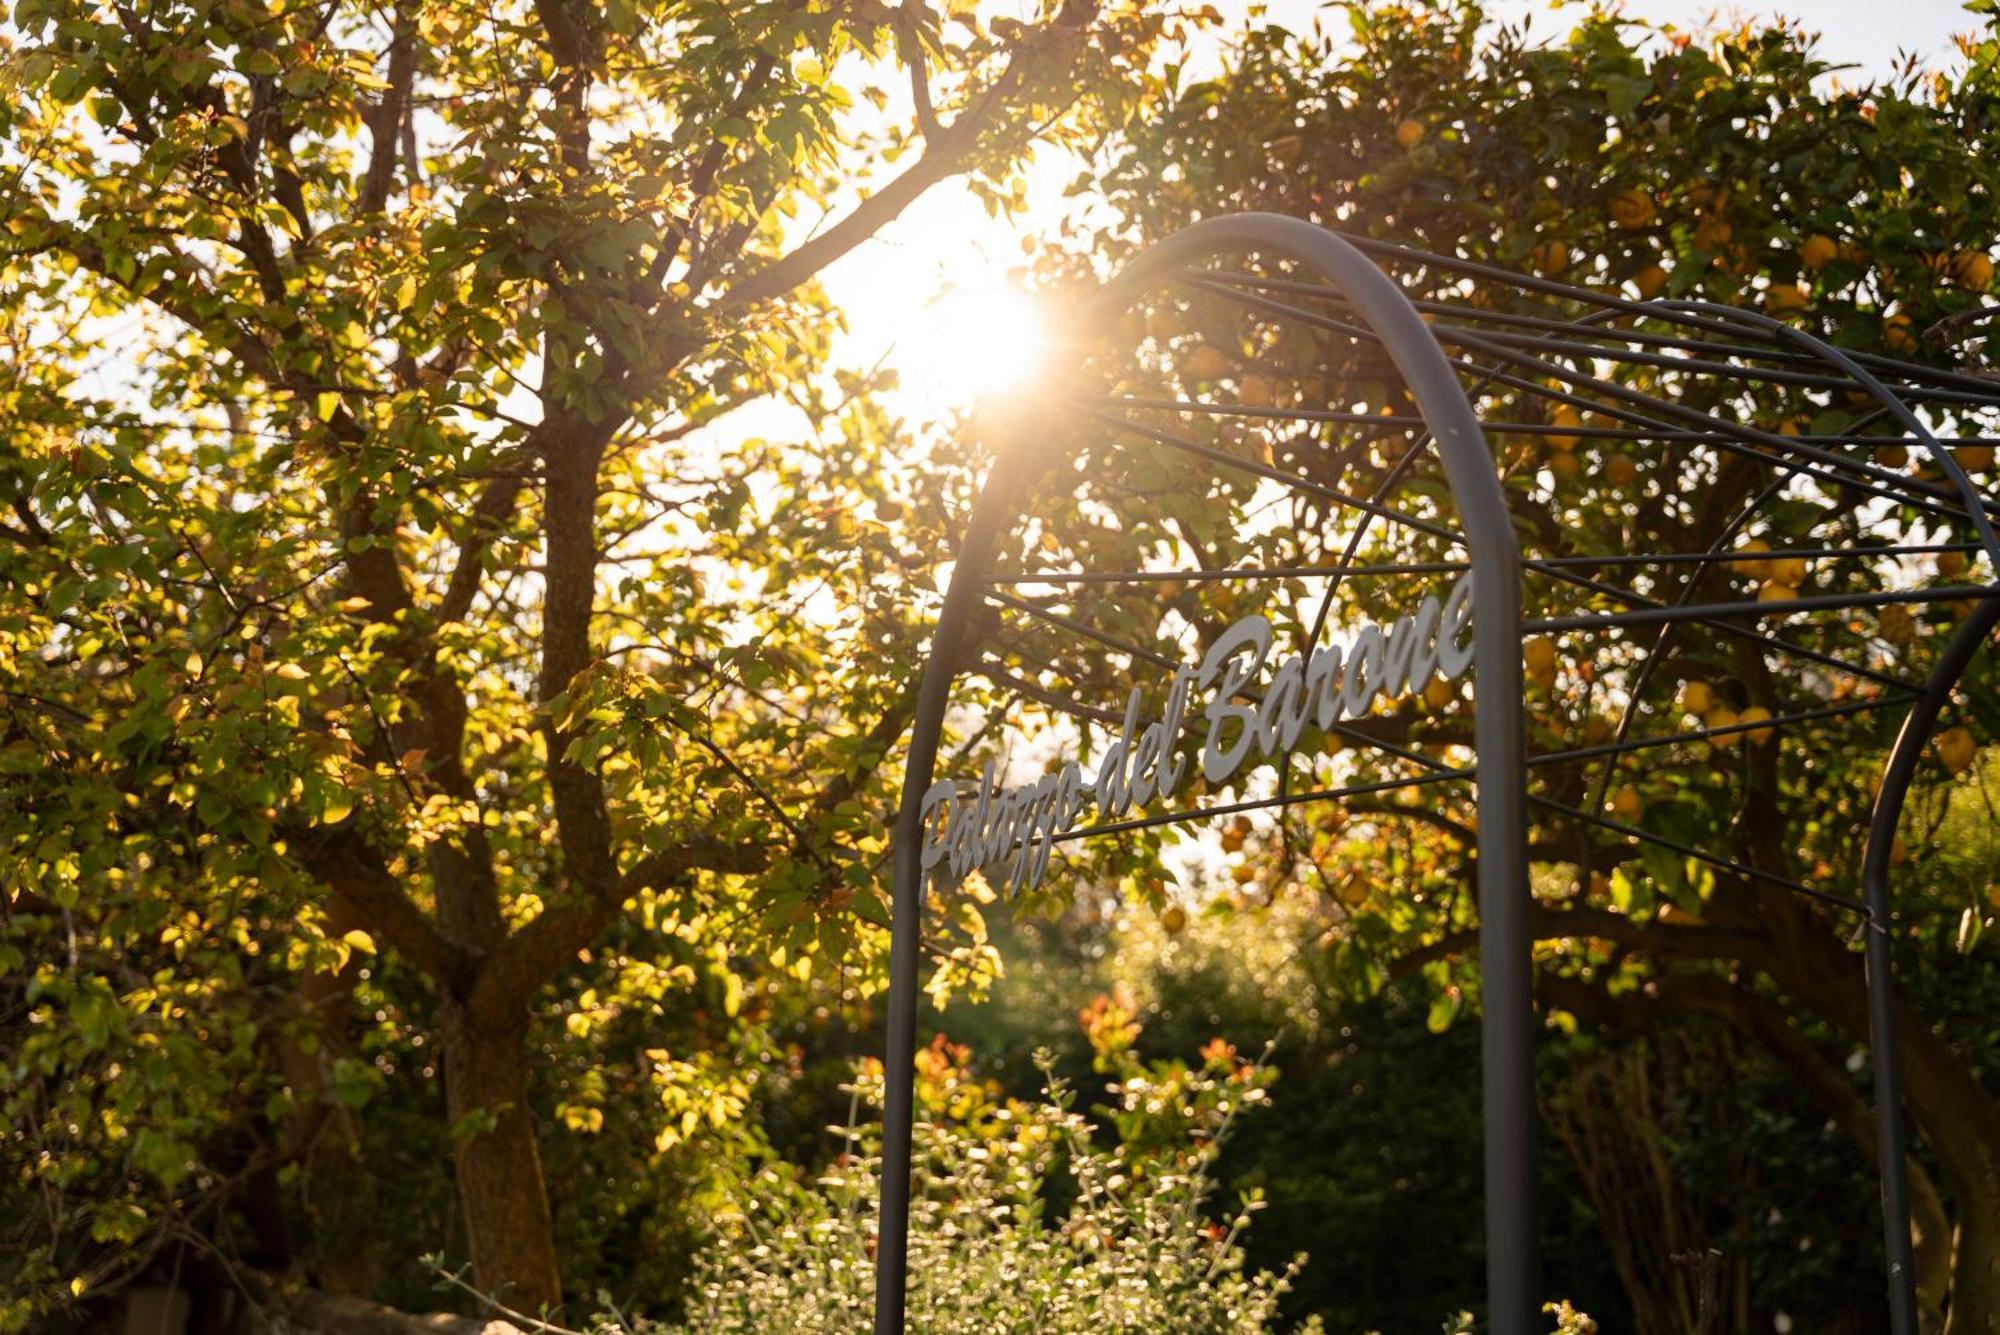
[899,279,1048,408]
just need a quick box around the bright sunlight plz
[895,278,1049,409]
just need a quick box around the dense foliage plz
[0,0,1187,1323]
[2,0,1998,1332]
[663,1039,1311,1335]
[1018,2,2000,1329]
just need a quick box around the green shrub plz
[664,1037,1316,1335]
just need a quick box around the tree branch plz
[467,835,766,1027]
[358,4,416,215]
[1538,970,1954,1314]
[1391,904,1772,981]
[293,826,469,988]
[721,0,1102,309]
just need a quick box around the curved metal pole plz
[869,425,1051,1335]
[872,213,1536,1335]
[1860,593,2000,1335]
[1664,299,2000,569]
[1666,297,2000,1333]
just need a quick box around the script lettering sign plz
[923,574,1474,896]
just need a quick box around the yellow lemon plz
[1937,726,1978,776]
[1878,603,1916,646]
[1183,344,1233,381]
[1733,538,1773,580]
[1547,404,1583,450]
[1768,556,1808,587]
[1609,188,1656,229]
[1679,681,1715,716]
[1765,283,1809,315]
[1738,705,1775,746]
[1706,707,1741,746]
[1759,580,1800,608]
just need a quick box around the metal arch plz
[1658,298,2000,1335]
[871,213,1539,1335]
[1861,594,2000,1334]
[1663,298,2000,568]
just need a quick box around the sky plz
[825,0,1990,412]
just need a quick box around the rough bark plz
[1516,896,2000,1332]
[439,1005,563,1318]
[273,894,379,1297]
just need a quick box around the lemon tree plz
[1042,3,2000,1326]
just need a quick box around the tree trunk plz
[275,897,379,1296]
[440,1003,563,1316]
[1750,924,2000,1335]
[1948,1191,2000,1335]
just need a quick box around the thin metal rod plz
[1190,265,2000,401]
[1334,232,2000,400]
[1526,584,1996,634]
[973,659,1125,726]
[1859,595,2000,1334]
[1581,462,1820,820]
[1083,391,1999,448]
[986,559,1472,585]
[1055,764,1472,841]
[1527,793,1868,914]
[1432,316,1995,403]
[1281,415,1446,876]
[986,588,1183,672]
[1195,268,1832,365]
[1668,298,2000,567]
[1528,692,1918,767]
[1083,405,1469,548]
[1410,315,1998,528]
[1531,542,1983,570]
[1520,553,1923,696]
[1185,273,1999,530]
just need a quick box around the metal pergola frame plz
[872,212,2000,1335]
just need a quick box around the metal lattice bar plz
[1184,271,2000,530]
[1526,584,1994,634]
[1528,693,1919,768]
[1526,793,1869,914]
[1088,391,1998,448]
[1197,267,2000,407]
[1052,765,1472,842]
[1082,405,1469,548]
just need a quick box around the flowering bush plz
[664,1035,1315,1335]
